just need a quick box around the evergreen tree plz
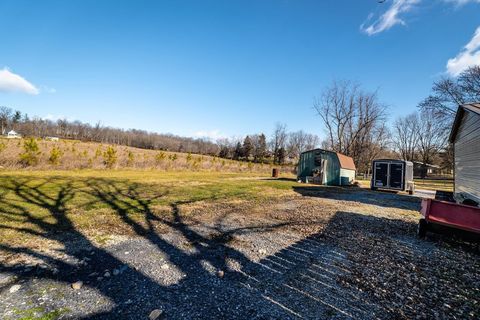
[219,146,229,159]
[233,142,242,160]
[276,147,286,165]
[242,135,253,161]
[254,133,267,163]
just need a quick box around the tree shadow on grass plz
[0,176,478,319]
[0,176,333,319]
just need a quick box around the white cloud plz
[0,67,39,95]
[193,130,226,141]
[42,114,73,122]
[443,0,480,6]
[446,26,480,76]
[41,85,56,94]
[360,0,420,36]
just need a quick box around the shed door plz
[389,163,404,189]
[373,162,388,187]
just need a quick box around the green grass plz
[11,307,70,320]
[413,178,453,192]
[0,170,301,246]
[356,178,453,192]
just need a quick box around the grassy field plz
[0,170,300,250]
[356,178,453,192]
[0,137,279,173]
[413,178,453,192]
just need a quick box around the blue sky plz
[0,0,479,140]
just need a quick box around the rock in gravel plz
[9,284,21,293]
[160,264,169,270]
[148,309,163,320]
[71,281,83,290]
[112,269,120,276]
[104,271,111,277]
[217,270,225,278]
[258,249,267,254]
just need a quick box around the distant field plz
[0,137,280,173]
[413,178,453,192]
[356,178,453,192]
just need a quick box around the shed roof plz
[449,103,480,143]
[300,148,356,170]
[336,152,356,170]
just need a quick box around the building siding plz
[297,150,341,185]
[454,110,480,203]
[339,168,355,185]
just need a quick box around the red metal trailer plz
[418,198,480,238]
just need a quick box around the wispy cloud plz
[446,26,480,76]
[0,67,39,95]
[360,0,420,36]
[443,0,480,6]
[193,130,226,141]
[42,114,73,122]
[41,85,57,94]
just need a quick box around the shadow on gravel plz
[0,177,478,319]
[293,185,421,211]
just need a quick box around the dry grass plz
[356,178,454,192]
[0,170,300,253]
[413,178,453,192]
[0,137,281,174]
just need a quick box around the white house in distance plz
[6,130,21,139]
[45,136,60,141]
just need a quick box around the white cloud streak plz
[360,0,420,36]
[0,67,39,95]
[443,0,480,6]
[446,26,480,76]
[194,130,226,141]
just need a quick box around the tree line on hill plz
[1,66,477,173]
[0,106,320,165]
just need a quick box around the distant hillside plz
[0,137,275,173]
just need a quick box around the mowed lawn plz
[357,178,453,191]
[0,170,301,249]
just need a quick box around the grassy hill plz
[0,137,278,173]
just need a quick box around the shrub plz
[94,146,102,159]
[169,154,178,162]
[186,153,192,162]
[48,146,63,165]
[0,141,6,154]
[103,146,117,169]
[19,138,41,166]
[127,151,135,167]
[155,152,166,165]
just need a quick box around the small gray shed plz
[449,103,480,205]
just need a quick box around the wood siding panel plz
[454,110,480,203]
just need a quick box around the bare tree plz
[314,80,388,172]
[0,106,13,135]
[271,123,287,164]
[419,66,480,125]
[392,112,420,161]
[417,109,448,178]
[286,130,320,158]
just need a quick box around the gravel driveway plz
[1,187,479,319]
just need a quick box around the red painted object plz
[420,199,480,235]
